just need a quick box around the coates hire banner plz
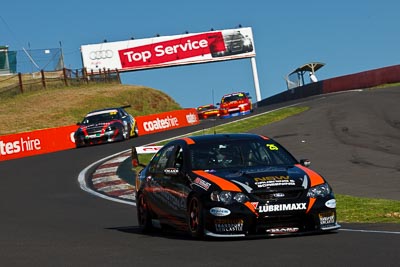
[135,108,199,135]
[81,27,255,72]
[0,125,78,162]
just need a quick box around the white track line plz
[339,228,400,235]
[78,151,136,206]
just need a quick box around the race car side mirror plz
[300,159,311,167]
[131,147,140,167]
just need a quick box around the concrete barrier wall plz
[257,81,324,106]
[322,65,400,93]
[258,64,400,107]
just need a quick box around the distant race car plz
[196,104,220,120]
[74,106,138,147]
[218,92,253,119]
[133,133,340,239]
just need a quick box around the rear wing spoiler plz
[131,145,163,167]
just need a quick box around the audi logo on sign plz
[89,50,113,60]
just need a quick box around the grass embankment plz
[0,83,181,135]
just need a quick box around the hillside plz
[0,83,181,135]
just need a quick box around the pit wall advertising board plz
[81,27,255,72]
[135,108,199,135]
[0,125,78,161]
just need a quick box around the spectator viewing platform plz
[285,62,325,90]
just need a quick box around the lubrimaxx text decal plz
[0,137,41,156]
[118,32,225,68]
[258,203,307,213]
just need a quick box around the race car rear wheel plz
[188,195,204,238]
[137,193,153,232]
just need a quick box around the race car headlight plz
[307,183,331,198]
[210,191,249,204]
[233,193,249,203]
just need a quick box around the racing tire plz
[137,193,154,232]
[122,126,129,140]
[129,124,139,137]
[188,195,204,238]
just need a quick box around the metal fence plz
[0,68,121,97]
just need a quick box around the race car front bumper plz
[203,205,340,238]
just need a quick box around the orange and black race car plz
[74,106,138,148]
[133,133,340,238]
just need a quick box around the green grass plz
[136,106,400,225]
[197,106,310,134]
[336,195,400,223]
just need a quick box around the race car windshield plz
[198,105,216,111]
[190,140,297,170]
[222,94,246,103]
[82,113,119,124]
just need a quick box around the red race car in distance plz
[218,92,253,119]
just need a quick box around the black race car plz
[133,133,340,238]
[74,106,138,148]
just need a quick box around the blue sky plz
[1,0,399,108]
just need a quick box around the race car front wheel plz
[137,193,153,232]
[133,125,139,137]
[130,124,139,137]
[188,195,204,238]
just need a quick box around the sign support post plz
[251,57,261,102]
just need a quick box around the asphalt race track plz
[252,87,400,201]
[0,86,399,266]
